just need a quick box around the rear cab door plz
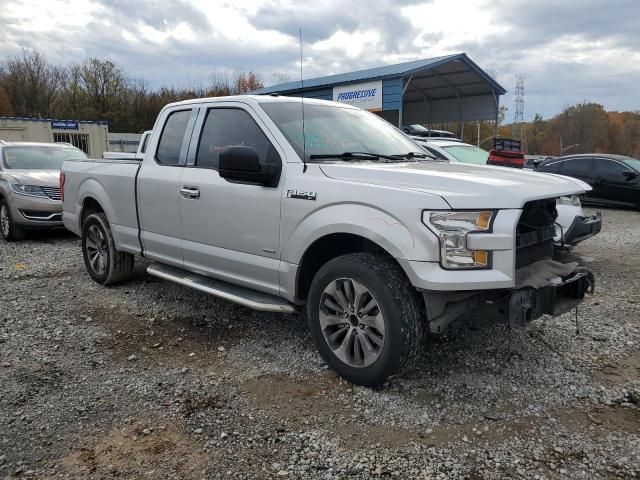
[137,106,198,267]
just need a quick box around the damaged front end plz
[423,198,595,334]
[505,260,595,328]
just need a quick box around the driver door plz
[179,104,284,295]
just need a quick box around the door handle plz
[180,186,200,199]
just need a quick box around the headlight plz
[556,195,581,207]
[9,184,47,198]
[423,210,494,269]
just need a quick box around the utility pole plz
[512,75,525,146]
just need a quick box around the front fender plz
[284,202,441,264]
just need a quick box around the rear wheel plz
[307,253,425,387]
[0,199,27,242]
[81,212,134,285]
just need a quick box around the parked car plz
[487,138,526,168]
[62,95,595,387]
[412,137,489,164]
[402,124,456,138]
[411,137,602,247]
[0,141,87,241]
[102,130,152,161]
[534,154,640,209]
[524,155,554,170]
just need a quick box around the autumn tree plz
[78,58,127,122]
[2,50,64,117]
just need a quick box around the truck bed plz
[62,158,142,254]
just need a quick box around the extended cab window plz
[196,108,280,169]
[156,110,191,165]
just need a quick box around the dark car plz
[402,124,456,138]
[535,154,640,208]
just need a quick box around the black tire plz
[81,212,134,285]
[0,198,27,242]
[307,253,425,387]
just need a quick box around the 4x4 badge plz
[286,190,317,201]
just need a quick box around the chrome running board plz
[146,263,296,313]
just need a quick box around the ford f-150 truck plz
[61,95,595,386]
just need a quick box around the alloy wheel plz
[319,277,385,368]
[0,204,10,238]
[85,225,108,275]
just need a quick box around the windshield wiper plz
[309,152,404,162]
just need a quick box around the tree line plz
[437,103,640,158]
[1,50,638,158]
[510,103,640,158]
[0,50,266,133]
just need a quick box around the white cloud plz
[0,0,638,118]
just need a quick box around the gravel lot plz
[1,208,639,479]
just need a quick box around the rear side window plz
[140,134,150,154]
[156,110,191,165]
[541,160,564,173]
[196,108,279,169]
[563,158,593,176]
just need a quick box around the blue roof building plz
[254,53,506,136]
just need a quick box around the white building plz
[0,116,109,157]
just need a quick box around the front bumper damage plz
[423,259,595,334]
[557,212,602,248]
[506,260,594,327]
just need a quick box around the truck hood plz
[319,162,590,209]
[4,170,60,187]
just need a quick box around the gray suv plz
[0,141,87,241]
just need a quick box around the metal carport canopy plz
[253,53,507,128]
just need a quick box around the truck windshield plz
[2,146,87,170]
[260,101,425,162]
[442,145,489,165]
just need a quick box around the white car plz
[411,137,602,248]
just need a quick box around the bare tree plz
[233,71,263,93]
[2,50,64,117]
[269,72,292,86]
[78,58,126,121]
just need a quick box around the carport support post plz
[493,90,500,136]
[399,75,414,128]
[457,92,464,140]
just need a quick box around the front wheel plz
[0,199,27,242]
[81,212,134,285]
[307,253,425,387]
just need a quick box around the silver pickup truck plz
[62,95,595,386]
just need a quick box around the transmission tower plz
[512,75,525,143]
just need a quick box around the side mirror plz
[622,170,638,181]
[218,146,280,187]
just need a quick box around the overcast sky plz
[1,0,639,120]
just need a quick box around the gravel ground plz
[1,208,639,479]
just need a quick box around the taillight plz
[60,172,65,201]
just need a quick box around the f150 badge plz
[286,190,317,201]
